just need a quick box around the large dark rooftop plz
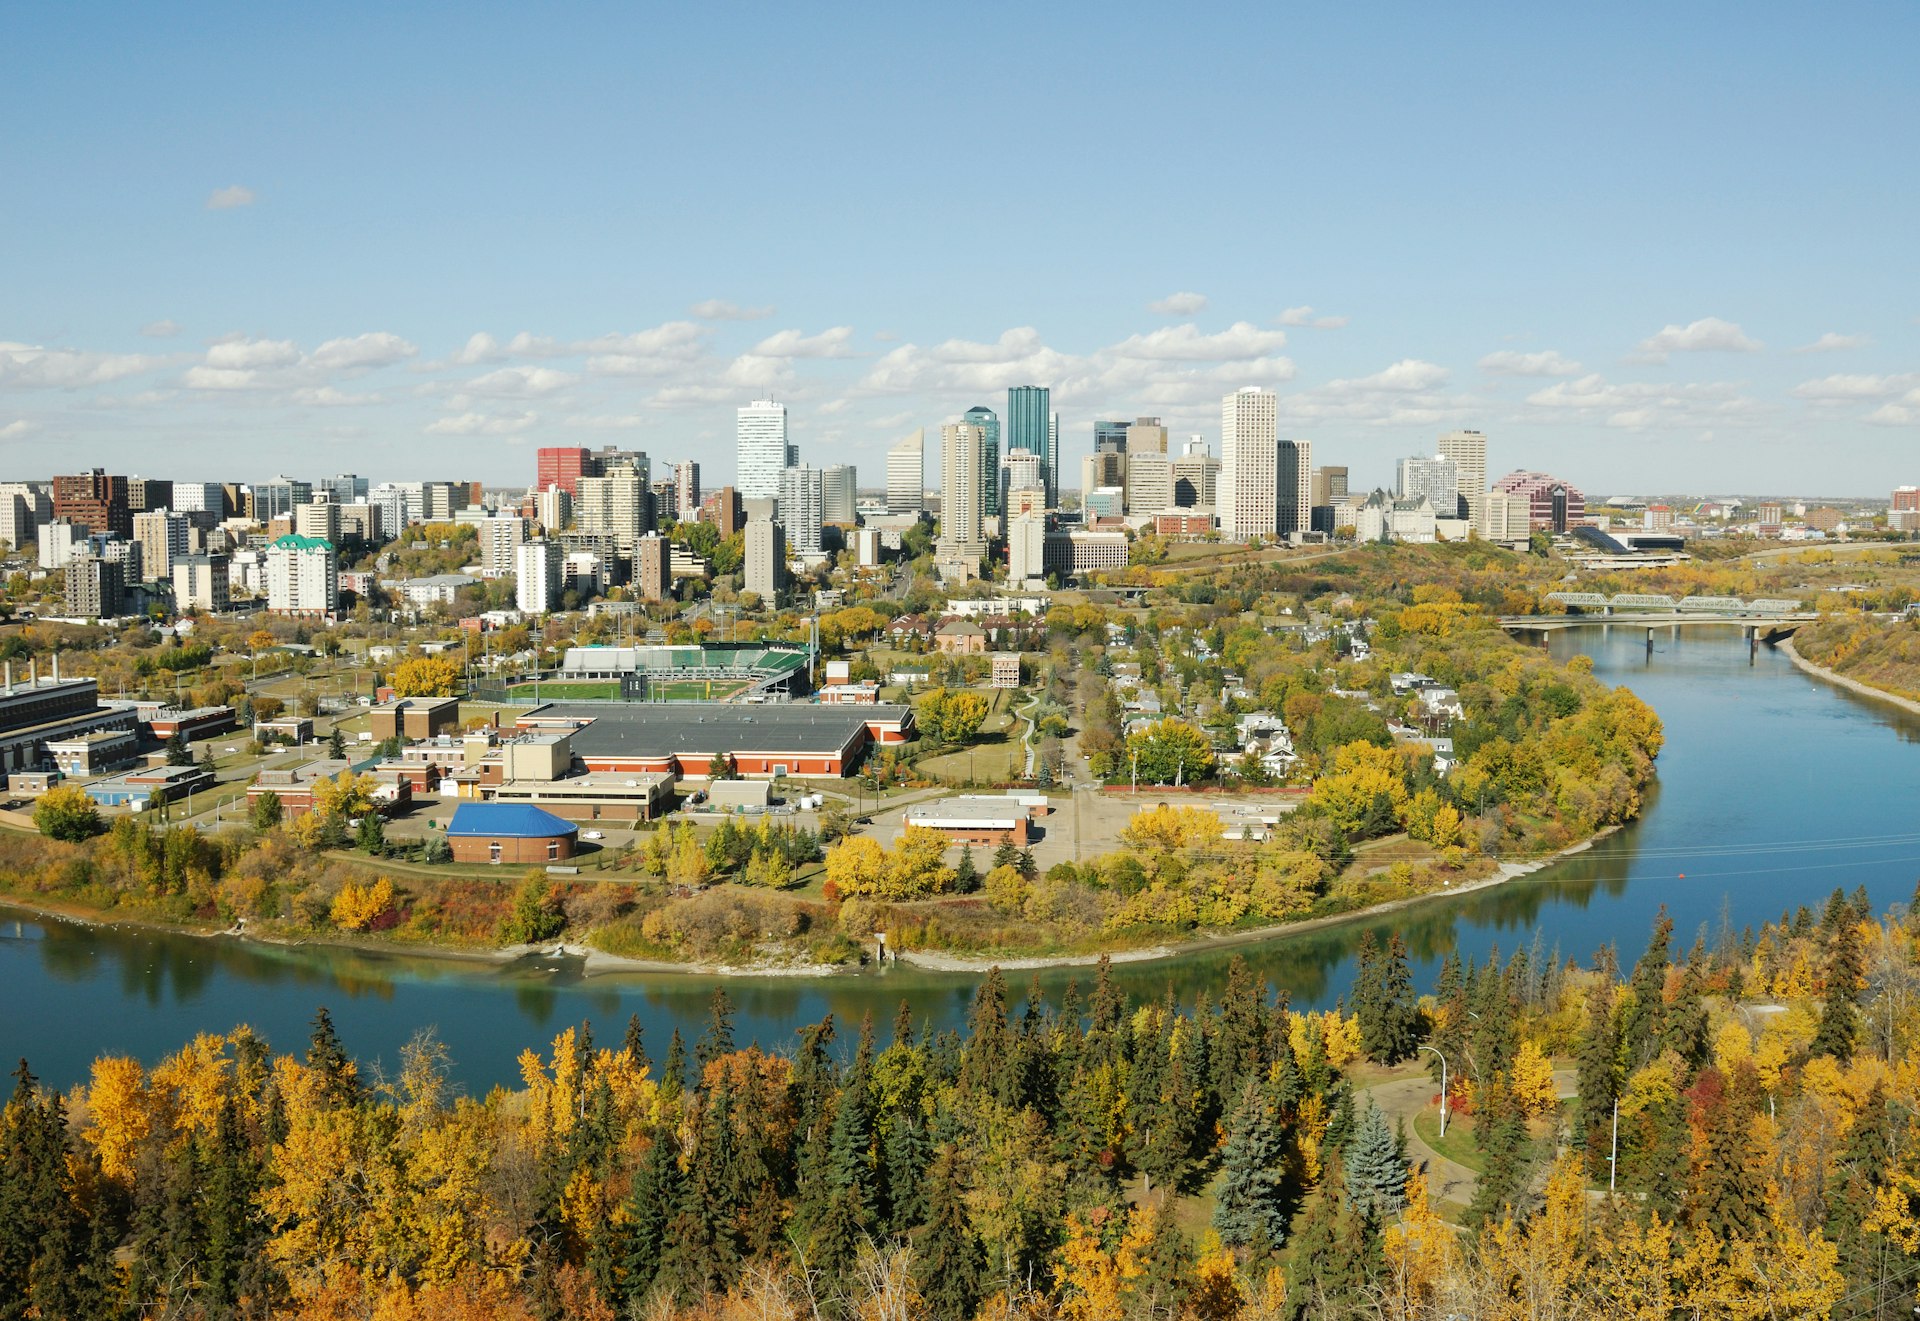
[521,701,911,757]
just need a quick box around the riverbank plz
[1778,636,1920,718]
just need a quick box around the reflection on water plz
[6,625,1920,1092]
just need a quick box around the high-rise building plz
[536,448,594,497]
[575,468,648,553]
[1007,386,1053,506]
[1311,466,1350,507]
[133,510,191,581]
[318,474,370,504]
[1396,456,1462,520]
[962,407,1000,517]
[1007,512,1049,583]
[821,465,857,525]
[369,483,415,536]
[169,482,226,517]
[744,519,786,601]
[293,500,341,545]
[633,533,672,602]
[172,555,230,613]
[128,478,173,515]
[887,430,925,515]
[1436,429,1488,535]
[1491,470,1586,532]
[736,399,789,500]
[36,520,81,571]
[1000,449,1043,519]
[1094,419,1130,454]
[779,465,824,555]
[253,476,314,523]
[534,485,572,534]
[674,460,701,521]
[1171,446,1220,509]
[939,423,987,552]
[1218,387,1278,539]
[52,470,131,539]
[1081,452,1125,498]
[1124,451,1173,514]
[265,534,338,617]
[0,484,49,554]
[478,516,529,579]
[1126,417,1168,455]
[1893,486,1920,512]
[701,486,743,538]
[516,541,561,614]
[64,556,125,619]
[1278,439,1312,537]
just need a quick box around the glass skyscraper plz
[1006,385,1053,508]
[963,406,1000,517]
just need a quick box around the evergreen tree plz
[198,1093,259,1313]
[165,729,191,765]
[662,1028,687,1100]
[327,725,346,759]
[1344,1102,1408,1217]
[1377,933,1420,1062]
[1825,1087,1898,1319]
[992,838,1019,872]
[1288,1164,1380,1313]
[1618,908,1674,1070]
[1465,1075,1529,1228]
[305,1007,358,1106]
[1212,1082,1289,1252]
[623,1013,650,1074]
[695,988,735,1067]
[620,1128,682,1305]
[916,1148,984,1321]
[881,1109,929,1232]
[1812,908,1866,1062]
[1573,972,1620,1182]
[953,846,979,893]
[1688,1068,1761,1242]
[658,1081,740,1300]
[355,812,385,854]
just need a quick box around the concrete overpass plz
[1499,612,1815,634]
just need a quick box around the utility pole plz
[1609,1097,1619,1192]
[1419,1044,1450,1137]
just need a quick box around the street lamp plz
[1419,1044,1450,1137]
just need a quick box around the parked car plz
[582,830,604,841]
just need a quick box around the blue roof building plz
[446,802,578,863]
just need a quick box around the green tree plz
[355,812,386,854]
[1343,1102,1408,1217]
[248,791,284,831]
[1573,960,1621,1181]
[32,785,102,842]
[619,1129,682,1306]
[1212,1081,1289,1251]
[916,1148,984,1321]
[305,1006,360,1107]
[327,725,346,759]
[165,729,191,765]
[1812,903,1866,1062]
[953,845,979,893]
[1124,718,1217,785]
[498,873,564,944]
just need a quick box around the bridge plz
[1500,592,1815,654]
[1499,612,1814,633]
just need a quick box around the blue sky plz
[2,3,1915,497]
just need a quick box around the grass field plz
[505,679,623,701]
[648,679,750,701]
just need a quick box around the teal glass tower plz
[963,406,1000,517]
[1007,385,1053,507]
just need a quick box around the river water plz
[5,625,1919,1092]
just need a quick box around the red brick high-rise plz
[53,469,131,538]
[536,448,593,496]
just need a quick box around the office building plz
[1218,387,1278,538]
[674,460,701,521]
[1124,450,1173,514]
[744,518,786,600]
[963,407,1001,517]
[0,483,49,553]
[1437,429,1488,535]
[53,469,131,538]
[1007,386,1054,506]
[265,534,338,617]
[779,465,824,555]
[293,500,341,545]
[1492,470,1586,532]
[319,474,369,504]
[172,555,230,613]
[1094,419,1130,454]
[254,476,313,522]
[700,486,743,537]
[575,468,648,553]
[1171,446,1220,509]
[1895,486,1920,512]
[1081,452,1125,499]
[169,482,226,517]
[127,478,173,515]
[133,510,191,580]
[939,422,987,551]
[64,556,126,619]
[821,464,857,525]
[1311,466,1350,507]
[36,520,81,570]
[1126,417,1168,455]
[478,516,529,579]
[887,430,925,514]
[1396,455,1462,520]
[1000,448,1042,519]
[369,483,415,536]
[516,540,561,614]
[736,399,789,500]
[537,448,594,497]
[534,485,572,534]
[1278,439,1311,537]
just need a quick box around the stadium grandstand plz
[491,643,813,703]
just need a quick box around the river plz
[5,624,1919,1093]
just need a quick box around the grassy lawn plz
[915,737,1023,785]
[505,679,623,700]
[1413,1109,1488,1173]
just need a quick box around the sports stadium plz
[498,643,812,703]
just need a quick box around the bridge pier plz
[1746,625,1757,663]
[1646,627,1654,656]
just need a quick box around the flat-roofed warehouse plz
[514,701,913,779]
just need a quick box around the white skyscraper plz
[1397,455,1462,520]
[1218,386,1278,539]
[575,468,647,552]
[821,464,857,525]
[939,423,986,551]
[516,540,560,614]
[477,515,530,579]
[1124,451,1173,515]
[674,459,701,521]
[887,430,924,514]
[736,399,789,500]
[1436,429,1488,535]
[779,465,824,555]
[265,534,338,617]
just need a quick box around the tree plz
[1344,1103,1408,1217]
[919,689,990,744]
[707,752,737,781]
[328,726,347,759]
[33,785,102,842]
[1213,1082,1289,1251]
[164,729,191,766]
[1811,910,1866,1062]
[390,655,461,697]
[916,1148,984,1321]
[248,791,284,831]
[1124,718,1217,784]
[498,873,564,944]
[355,812,386,854]
[953,845,979,893]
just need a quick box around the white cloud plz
[650,385,738,408]
[747,326,857,359]
[689,299,775,321]
[425,411,537,436]
[1633,317,1762,361]
[463,366,579,397]
[204,337,301,370]
[1108,322,1288,362]
[1479,349,1582,377]
[0,420,32,440]
[565,414,650,430]
[1791,331,1870,354]
[870,410,916,430]
[1523,372,1762,431]
[1790,373,1916,401]
[205,184,256,210]
[1276,305,1348,329]
[139,319,182,338]
[1330,360,1450,392]
[448,332,504,365]
[582,322,710,375]
[0,343,162,388]
[1148,292,1209,316]
[183,367,266,390]
[289,386,384,407]
[859,328,1078,395]
[309,331,417,371]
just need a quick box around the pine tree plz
[198,1093,259,1312]
[916,1148,984,1321]
[305,1006,358,1106]
[1377,933,1419,1062]
[1619,908,1674,1070]
[165,729,191,765]
[1344,1102,1408,1217]
[662,1028,687,1100]
[327,725,346,759]
[620,1128,683,1305]
[1687,1068,1761,1241]
[1350,932,1387,1055]
[1573,972,1620,1182]
[1465,1075,1529,1228]
[1812,909,1866,1062]
[1212,1082,1289,1252]
[623,1013,651,1074]
[953,846,979,893]
[696,987,736,1067]
[881,1110,929,1232]
[1288,1163,1379,1312]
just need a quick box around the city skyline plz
[2,6,1915,494]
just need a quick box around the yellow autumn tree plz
[332,876,395,931]
[390,655,462,698]
[83,1056,153,1186]
[1509,1040,1559,1119]
[1120,803,1224,852]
